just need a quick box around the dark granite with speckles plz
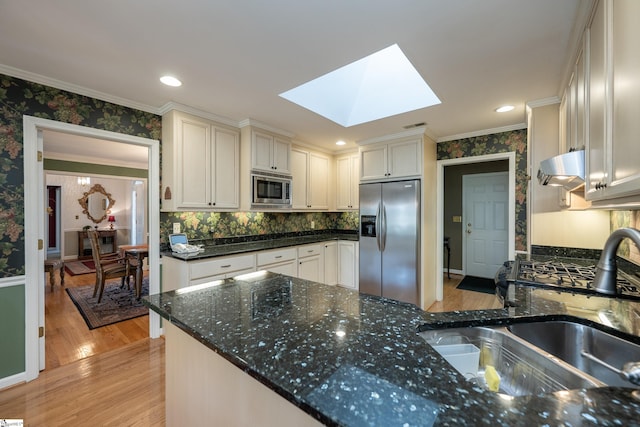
[163,231,358,261]
[144,272,640,426]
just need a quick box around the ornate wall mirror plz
[78,183,115,224]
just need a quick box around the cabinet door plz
[586,0,608,200]
[309,153,329,209]
[324,242,338,285]
[336,156,352,209]
[389,139,421,178]
[360,145,387,181]
[291,148,309,209]
[338,241,357,289]
[608,0,640,199]
[349,155,360,209]
[179,117,211,209]
[213,127,240,208]
[272,137,291,174]
[252,131,274,172]
[263,260,297,277]
[298,255,321,282]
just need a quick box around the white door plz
[463,172,509,278]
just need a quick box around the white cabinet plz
[162,253,256,291]
[360,138,422,181]
[257,247,297,277]
[336,153,359,210]
[162,110,239,211]
[252,130,291,174]
[297,243,324,283]
[190,253,256,284]
[323,241,337,286]
[338,241,358,290]
[291,148,329,209]
[586,0,640,202]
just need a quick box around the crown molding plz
[357,126,427,146]
[0,64,159,115]
[526,96,561,109]
[237,118,295,138]
[437,123,527,143]
[159,101,239,128]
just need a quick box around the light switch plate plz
[173,223,181,233]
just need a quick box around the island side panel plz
[165,322,323,427]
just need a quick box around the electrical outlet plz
[311,221,315,229]
[173,223,181,233]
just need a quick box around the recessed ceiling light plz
[496,105,514,113]
[336,140,346,146]
[279,44,441,127]
[160,75,182,87]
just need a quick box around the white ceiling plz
[1,0,590,155]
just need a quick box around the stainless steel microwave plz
[252,172,292,207]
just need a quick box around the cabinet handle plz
[221,264,231,268]
[275,255,282,259]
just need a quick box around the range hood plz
[537,150,585,191]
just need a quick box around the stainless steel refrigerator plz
[359,180,420,305]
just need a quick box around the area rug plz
[66,277,149,329]
[456,276,496,294]
[65,260,96,276]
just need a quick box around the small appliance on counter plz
[495,259,640,306]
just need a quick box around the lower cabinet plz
[257,247,297,277]
[162,240,359,292]
[338,241,359,290]
[297,243,324,283]
[323,241,338,286]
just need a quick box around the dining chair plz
[87,230,131,303]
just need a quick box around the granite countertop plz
[144,273,640,426]
[164,231,359,261]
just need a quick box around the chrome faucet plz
[592,227,640,295]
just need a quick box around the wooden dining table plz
[121,245,149,299]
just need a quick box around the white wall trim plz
[0,275,25,289]
[357,126,427,146]
[23,116,162,385]
[0,372,28,392]
[437,123,526,143]
[1,64,158,115]
[436,151,516,301]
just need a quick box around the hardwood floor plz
[0,273,499,425]
[45,267,149,369]
[427,274,503,312]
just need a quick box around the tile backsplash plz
[160,211,359,244]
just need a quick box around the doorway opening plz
[23,116,160,382]
[436,152,516,301]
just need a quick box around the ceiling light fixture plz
[496,105,514,113]
[160,75,182,87]
[336,140,346,146]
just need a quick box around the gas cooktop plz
[499,259,640,300]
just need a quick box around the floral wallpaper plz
[0,74,161,277]
[160,211,359,244]
[437,129,528,251]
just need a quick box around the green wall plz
[0,285,25,377]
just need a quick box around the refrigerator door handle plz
[375,202,382,250]
[380,203,387,252]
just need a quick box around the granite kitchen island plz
[144,271,640,426]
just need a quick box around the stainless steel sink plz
[508,321,640,388]
[419,326,601,396]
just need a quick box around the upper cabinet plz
[360,137,422,181]
[585,0,640,202]
[161,110,240,211]
[336,152,359,210]
[291,147,329,209]
[251,130,291,174]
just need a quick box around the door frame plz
[436,152,516,300]
[24,116,161,381]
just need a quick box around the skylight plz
[279,44,440,127]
